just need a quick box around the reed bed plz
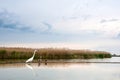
[0,47,111,60]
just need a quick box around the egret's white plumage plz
[26,50,37,63]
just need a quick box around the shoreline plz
[1,57,120,64]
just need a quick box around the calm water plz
[0,57,120,80]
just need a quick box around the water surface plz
[0,57,120,80]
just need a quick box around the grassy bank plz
[0,47,111,60]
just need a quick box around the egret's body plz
[26,50,37,63]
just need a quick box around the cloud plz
[0,9,32,32]
[99,19,120,37]
[109,19,119,21]
[100,19,107,23]
[0,9,53,34]
[100,19,119,23]
[0,0,119,37]
[42,22,52,32]
[52,17,120,38]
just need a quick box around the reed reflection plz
[0,62,92,68]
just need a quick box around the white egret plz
[26,50,37,63]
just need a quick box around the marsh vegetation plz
[0,47,111,60]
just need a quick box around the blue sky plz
[0,0,120,54]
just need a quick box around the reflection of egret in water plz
[25,64,37,80]
[26,64,33,70]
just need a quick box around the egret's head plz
[34,50,37,53]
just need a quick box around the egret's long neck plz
[33,51,36,58]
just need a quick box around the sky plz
[0,0,120,54]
